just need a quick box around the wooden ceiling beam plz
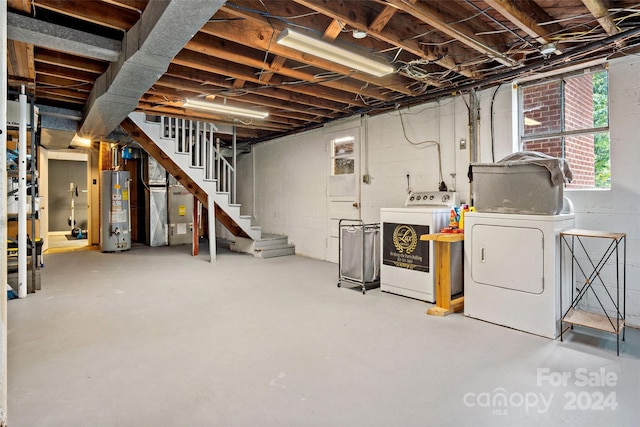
[8,0,32,12]
[289,0,476,79]
[36,62,99,82]
[37,87,89,101]
[485,0,562,46]
[100,0,147,13]
[172,49,370,109]
[144,91,326,123]
[185,33,394,102]
[35,48,108,74]
[162,64,344,118]
[136,102,293,132]
[368,4,397,34]
[36,73,93,91]
[154,73,340,118]
[146,83,320,121]
[385,0,518,67]
[33,0,140,31]
[7,40,35,81]
[323,19,344,40]
[35,92,86,105]
[216,6,419,95]
[581,0,620,36]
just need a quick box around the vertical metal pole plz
[18,87,27,298]
[30,94,37,286]
[192,196,199,256]
[208,199,216,263]
[0,1,9,421]
[232,126,237,204]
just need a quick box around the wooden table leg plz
[426,238,464,316]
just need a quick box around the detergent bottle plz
[448,207,459,228]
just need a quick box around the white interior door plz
[326,129,360,263]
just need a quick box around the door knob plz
[353,202,359,208]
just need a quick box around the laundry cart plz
[338,219,380,294]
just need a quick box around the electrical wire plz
[395,108,444,186]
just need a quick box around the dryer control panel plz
[405,191,459,207]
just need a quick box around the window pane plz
[334,158,354,175]
[333,140,354,157]
[564,132,610,189]
[522,137,563,158]
[522,81,562,136]
[564,72,608,131]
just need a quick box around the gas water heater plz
[100,170,131,252]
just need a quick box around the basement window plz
[331,136,355,175]
[518,68,610,189]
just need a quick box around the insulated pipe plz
[18,87,27,298]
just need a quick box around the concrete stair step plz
[255,244,296,259]
[230,234,295,258]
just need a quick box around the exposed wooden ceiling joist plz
[6,0,640,146]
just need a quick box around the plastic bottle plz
[449,207,459,228]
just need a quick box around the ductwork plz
[78,0,225,140]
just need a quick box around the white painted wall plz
[238,55,639,327]
[251,129,327,260]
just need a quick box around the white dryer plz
[380,192,461,302]
[463,211,575,339]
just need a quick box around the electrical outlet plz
[459,138,467,149]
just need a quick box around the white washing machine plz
[463,211,575,339]
[380,191,461,302]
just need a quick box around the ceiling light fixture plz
[183,99,269,119]
[539,43,557,56]
[352,29,367,39]
[276,28,394,77]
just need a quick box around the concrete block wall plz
[238,55,639,327]
[566,56,640,327]
[249,128,327,260]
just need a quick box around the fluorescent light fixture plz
[183,99,269,119]
[276,28,394,77]
[70,134,92,148]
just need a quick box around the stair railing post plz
[216,137,221,192]
[208,198,216,263]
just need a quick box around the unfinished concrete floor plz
[7,243,640,426]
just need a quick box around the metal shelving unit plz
[337,219,380,295]
[560,229,626,356]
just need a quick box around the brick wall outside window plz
[522,75,596,188]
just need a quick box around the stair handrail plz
[159,115,236,203]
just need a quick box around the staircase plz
[124,112,295,261]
